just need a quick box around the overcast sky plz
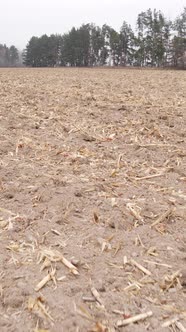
[0,0,185,49]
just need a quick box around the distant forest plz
[1,7,186,68]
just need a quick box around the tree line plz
[23,7,186,68]
[1,7,186,68]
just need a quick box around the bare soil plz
[0,68,186,332]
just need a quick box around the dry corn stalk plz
[160,270,181,291]
[131,259,152,276]
[28,296,54,322]
[38,248,79,275]
[151,208,174,227]
[117,311,153,327]
[175,321,186,332]
[35,269,56,292]
[91,287,105,308]
[126,203,144,223]
[162,316,179,327]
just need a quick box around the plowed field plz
[0,68,186,332]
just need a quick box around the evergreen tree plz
[172,8,186,68]
[120,21,135,65]
[102,25,121,65]
[0,44,19,67]
[89,24,105,66]
[135,9,169,67]
[9,45,19,66]
[23,35,61,67]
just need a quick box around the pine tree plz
[172,8,186,68]
[120,21,135,65]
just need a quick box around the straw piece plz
[162,316,179,327]
[131,259,152,276]
[126,203,144,222]
[143,260,172,268]
[91,287,104,307]
[61,256,79,275]
[35,269,56,292]
[151,208,173,227]
[134,173,164,181]
[117,311,153,327]
[175,321,186,332]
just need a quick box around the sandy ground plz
[0,68,186,332]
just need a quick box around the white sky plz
[0,0,185,49]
